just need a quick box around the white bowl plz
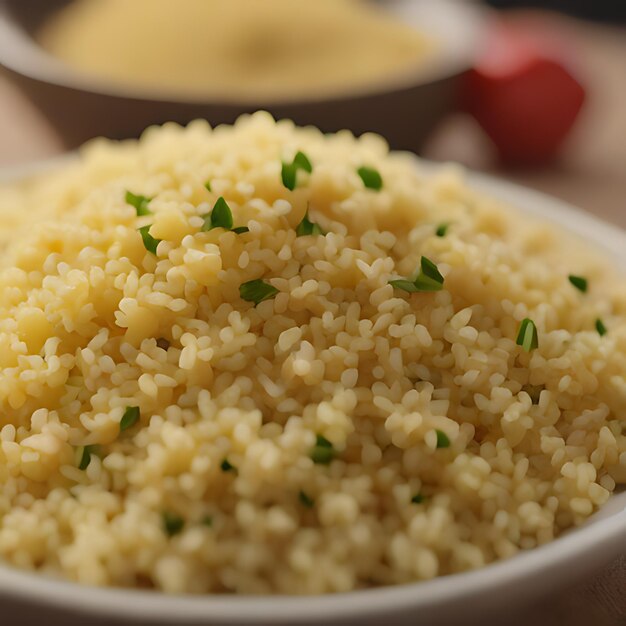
[0,158,624,626]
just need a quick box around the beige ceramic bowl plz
[0,0,485,150]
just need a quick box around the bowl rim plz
[0,154,624,623]
[0,0,487,106]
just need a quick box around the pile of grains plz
[0,112,624,594]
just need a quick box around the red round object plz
[462,23,586,166]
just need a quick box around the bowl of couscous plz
[0,0,485,150]
[0,113,623,624]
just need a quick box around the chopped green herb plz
[310,434,335,465]
[77,445,99,470]
[232,226,250,234]
[281,151,313,190]
[596,318,607,336]
[411,493,425,504]
[202,196,233,231]
[119,406,140,432]
[138,225,161,255]
[516,318,539,352]
[220,458,236,473]
[204,180,212,192]
[357,166,383,191]
[201,515,213,527]
[435,223,449,237]
[389,256,444,293]
[293,151,313,174]
[239,279,279,306]
[281,163,297,191]
[156,337,170,351]
[435,430,451,449]
[125,191,152,216]
[298,490,315,508]
[521,384,544,405]
[162,512,184,537]
[388,279,421,293]
[296,210,325,237]
[568,275,588,293]
[414,256,445,291]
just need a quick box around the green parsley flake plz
[293,151,313,173]
[232,226,250,234]
[201,515,213,527]
[202,196,233,231]
[310,435,335,465]
[298,490,315,508]
[568,275,588,293]
[357,166,383,191]
[239,279,279,306]
[389,256,444,293]
[435,223,449,237]
[281,151,313,190]
[411,493,425,504]
[516,318,539,352]
[119,406,140,432]
[220,458,236,473]
[596,318,607,336]
[296,210,325,237]
[138,225,161,255]
[204,180,212,192]
[77,445,99,470]
[162,512,184,537]
[125,191,152,216]
[435,430,451,449]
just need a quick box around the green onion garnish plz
[220,458,236,473]
[435,223,449,237]
[125,191,152,216]
[138,225,161,255]
[119,406,140,432]
[298,490,314,508]
[296,210,325,237]
[281,151,313,191]
[516,318,539,352]
[435,430,450,449]
[239,279,279,306]
[202,196,233,231]
[389,256,444,293]
[568,275,588,293]
[357,166,383,191]
[310,434,335,465]
[596,318,607,336]
[293,151,313,173]
[521,384,544,405]
[162,512,185,537]
[411,493,425,504]
[77,445,99,470]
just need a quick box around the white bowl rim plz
[0,155,624,623]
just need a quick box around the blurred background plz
[0,1,624,624]
[0,0,624,227]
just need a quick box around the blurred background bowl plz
[0,0,485,151]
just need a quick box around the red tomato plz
[462,22,586,166]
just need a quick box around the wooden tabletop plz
[0,9,624,626]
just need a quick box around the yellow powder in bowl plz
[37,0,435,101]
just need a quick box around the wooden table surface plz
[0,9,623,626]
